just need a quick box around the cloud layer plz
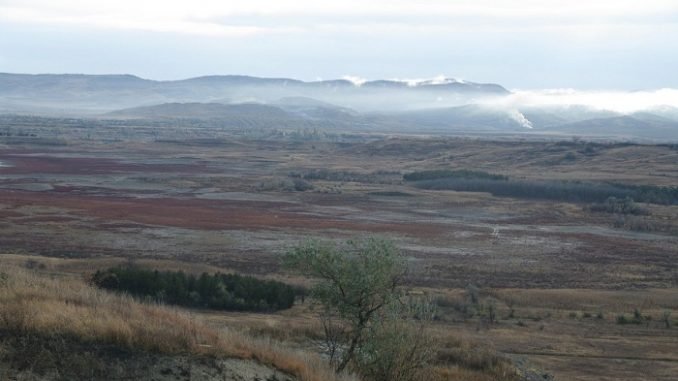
[1,1,677,89]
[490,88,678,114]
[2,0,677,36]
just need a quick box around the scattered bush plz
[292,178,314,191]
[616,310,644,325]
[92,267,296,312]
[23,259,47,270]
[256,177,313,192]
[579,144,597,155]
[466,284,480,305]
[354,300,438,381]
[563,152,577,161]
[662,311,672,329]
[589,196,649,215]
[613,216,673,233]
[482,300,497,324]
[437,338,517,377]
[367,191,414,197]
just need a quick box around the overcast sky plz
[1,0,677,89]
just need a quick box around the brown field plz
[1,129,677,380]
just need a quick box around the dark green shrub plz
[292,178,314,191]
[563,152,577,161]
[92,267,296,312]
[616,311,643,325]
[662,311,672,328]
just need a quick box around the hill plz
[0,73,509,115]
[107,102,291,120]
[0,265,348,381]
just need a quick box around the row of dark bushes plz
[289,169,401,184]
[92,267,296,312]
[405,171,678,205]
[403,170,508,182]
[612,183,678,205]
[410,178,635,203]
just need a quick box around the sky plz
[1,0,678,90]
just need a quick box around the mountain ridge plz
[0,72,509,92]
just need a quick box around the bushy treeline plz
[408,173,678,205]
[290,169,401,184]
[611,184,678,205]
[92,267,296,312]
[414,178,638,203]
[403,169,508,182]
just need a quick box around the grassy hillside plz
[0,265,352,381]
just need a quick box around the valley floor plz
[1,131,677,380]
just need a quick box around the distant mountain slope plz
[2,72,676,141]
[0,73,510,115]
[274,97,359,120]
[546,115,678,139]
[104,102,333,129]
[377,105,531,131]
[107,102,291,119]
[521,105,622,127]
[365,104,678,139]
[0,73,152,93]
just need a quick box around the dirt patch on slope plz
[0,332,295,381]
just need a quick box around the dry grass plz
[239,318,326,343]
[433,334,521,381]
[429,366,515,381]
[0,265,355,381]
[488,288,678,312]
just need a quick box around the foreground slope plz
[0,265,349,381]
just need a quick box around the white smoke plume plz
[508,109,533,128]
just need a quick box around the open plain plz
[1,120,677,380]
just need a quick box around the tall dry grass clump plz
[0,265,354,381]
